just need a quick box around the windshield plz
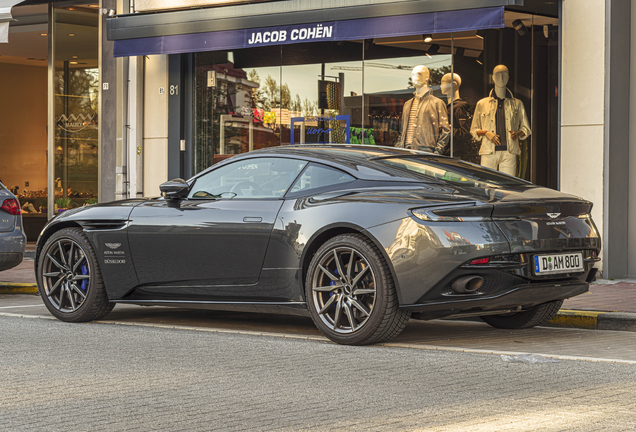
[375,156,532,187]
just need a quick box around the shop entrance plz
[0,2,99,240]
[0,3,49,240]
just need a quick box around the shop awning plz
[112,6,504,57]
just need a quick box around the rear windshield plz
[375,156,531,187]
[0,182,6,191]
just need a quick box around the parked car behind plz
[0,182,27,271]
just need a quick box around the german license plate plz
[534,252,584,275]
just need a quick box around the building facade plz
[0,0,634,279]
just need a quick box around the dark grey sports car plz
[35,146,601,345]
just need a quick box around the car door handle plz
[243,217,262,222]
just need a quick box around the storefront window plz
[53,5,99,211]
[192,9,558,187]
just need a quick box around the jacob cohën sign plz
[247,23,336,46]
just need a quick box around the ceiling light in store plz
[40,33,47,36]
[476,52,484,65]
[72,55,78,59]
[476,30,487,39]
[70,61,78,64]
[423,34,433,43]
[68,33,75,37]
[512,19,528,36]
[88,4,99,7]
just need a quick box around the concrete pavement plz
[2,314,636,431]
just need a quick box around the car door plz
[127,157,307,290]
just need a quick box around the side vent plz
[80,220,128,231]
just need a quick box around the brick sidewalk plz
[0,259,36,284]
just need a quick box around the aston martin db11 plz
[35,145,601,345]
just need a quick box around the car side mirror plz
[160,178,190,199]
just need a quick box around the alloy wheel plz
[41,239,91,313]
[311,247,376,334]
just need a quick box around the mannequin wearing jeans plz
[470,65,531,176]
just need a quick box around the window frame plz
[186,156,309,201]
[284,162,359,199]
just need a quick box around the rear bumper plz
[400,281,588,318]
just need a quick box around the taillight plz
[411,203,493,222]
[1,199,21,215]
[469,257,490,265]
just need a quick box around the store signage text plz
[247,23,335,46]
[248,24,333,45]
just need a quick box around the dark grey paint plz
[35,146,601,320]
[604,0,630,278]
[127,199,283,290]
[168,54,183,180]
[106,0,521,41]
[99,0,118,203]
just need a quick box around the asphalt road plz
[2,295,636,431]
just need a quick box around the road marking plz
[2,312,635,364]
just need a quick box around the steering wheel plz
[230,181,264,196]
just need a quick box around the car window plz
[288,163,356,194]
[375,156,531,187]
[188,157,307,199]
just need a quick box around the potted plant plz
[84,198,98,206]
[55,198,72,213]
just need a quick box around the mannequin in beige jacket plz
[470,65,531,176]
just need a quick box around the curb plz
[0,282,38,295]
[547,309,636,332]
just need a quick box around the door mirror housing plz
[160,178,190,199]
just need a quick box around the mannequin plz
[398,65,450,154]
[469,65,531,176]
[440,73,474,161]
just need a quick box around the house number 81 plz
[170,85,179,95]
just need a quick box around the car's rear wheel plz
[480,299,563,329]
[37,228,114,322]
[306,234,410,345]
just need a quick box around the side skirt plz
[112,300,310,317]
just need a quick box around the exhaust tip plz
[451,276,484,294]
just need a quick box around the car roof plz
[251,144,428,162]
[206,145,435,182]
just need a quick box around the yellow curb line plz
[547,309,604,330]
[0,282,38,295]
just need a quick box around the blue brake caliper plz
[80,263,89,291]
[329,269,337,300]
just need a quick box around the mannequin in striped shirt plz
[398,65,450,154]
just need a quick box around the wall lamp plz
[512,19,528,36]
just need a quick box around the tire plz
[480,299,563,329]
[305,234,410,345]
[37,228,114,322]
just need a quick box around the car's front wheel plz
[480,300,563,329]
[306,234,410,345]
[37,228,114,322]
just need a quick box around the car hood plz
[47,197,152,224]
